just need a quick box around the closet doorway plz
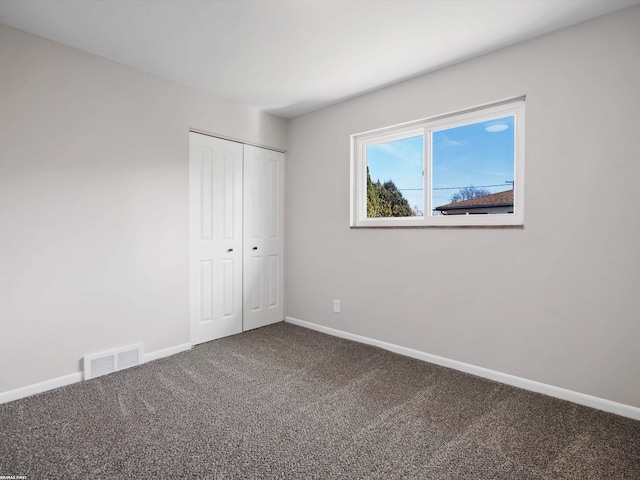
[189,132,284,345]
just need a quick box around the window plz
[350,97,525,227]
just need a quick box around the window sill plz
[350,224,524,229]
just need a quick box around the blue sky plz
[366,115,515,214]
[367,135,424,211]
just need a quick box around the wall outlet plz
[333,300,341,313]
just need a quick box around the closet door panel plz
[189,133,243,344]
[243,145,284,331]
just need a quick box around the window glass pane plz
[431,115,515,216]
[366,135,424,218]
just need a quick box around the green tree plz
[366,166,381,217]
[366,168,413,217]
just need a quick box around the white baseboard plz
[0,341,192,405]
[143,342,192,363]
[0,372,83,404]
[285,316,640,421]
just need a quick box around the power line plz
[397,183,513,191]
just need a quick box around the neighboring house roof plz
[435,189,514,212]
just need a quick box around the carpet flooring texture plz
[1,322,639,479]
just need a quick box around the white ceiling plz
[1,0,638,118]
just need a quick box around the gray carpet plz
[1,322,639,479]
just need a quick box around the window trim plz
[350,97,525,227]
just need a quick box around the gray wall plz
[286,6,640,407]
[0,24,287,393]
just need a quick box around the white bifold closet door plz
[189,133,284,345]
[242,144,285,331]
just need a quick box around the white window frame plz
[350,97,525,227]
